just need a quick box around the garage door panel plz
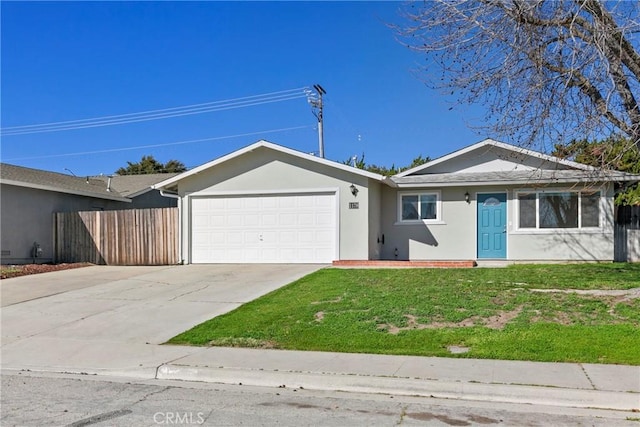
[262,214,278,226]
[227,216,243,227]
[261,198,278,209]
[316,213,333,226]
[278,197,295,208]
[297,213,314,226]
[315,230,334,243]
[279,213,297,226]
[243,214,260,227]
[209,214,226,227]
[191,193,336,263]
[279,231,296,244]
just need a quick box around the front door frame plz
[476,191,508,259]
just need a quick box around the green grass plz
[168,264,640,365]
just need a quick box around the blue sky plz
[1,1,484,176]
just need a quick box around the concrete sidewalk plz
[156,347,640,412]
[3,342,638,412]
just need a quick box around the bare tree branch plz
[396,0,640,157]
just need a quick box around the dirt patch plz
[530,288,640,302]
[377,306,524,334]
[483,305,523,329]
[378,314,429,334]
[208,337,279,349]
[310,296,342,305]
[531,287,640,318]
[0,263,93,280]
[314,311,324,322]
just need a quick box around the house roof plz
[0,163,176,201]
[93,173,179,198]
[395,138,596,178]
[0,163,131,202]
[392,169,640,188]
[153,139,386,190]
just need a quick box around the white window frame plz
[515,188,603,233]
[396,190,444,225]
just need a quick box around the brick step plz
[332,260,477,268]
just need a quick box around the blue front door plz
[477,193,507,259]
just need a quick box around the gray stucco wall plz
[368,182,383,260]
[507,183,615,261]
[176,147,377,263]
[380,186,474,260]
[0,184,130,264]
[128,190,177,209]
[380,183,615,261]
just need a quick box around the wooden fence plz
[54,208,179,265]
[614,205,640,262]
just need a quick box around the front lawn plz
[168,264,640,365]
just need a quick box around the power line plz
[1,88,309,136]
[2,125,312,161]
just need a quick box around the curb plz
[156,364,640,412]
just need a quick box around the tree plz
[552,135,640,205]
[343,153,430,176]
[115,155,186,175]
[397,1,640,156]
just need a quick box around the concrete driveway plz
[1,264,323,376]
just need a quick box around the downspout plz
[159,190,183,264]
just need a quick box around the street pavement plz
[1,265,639,414]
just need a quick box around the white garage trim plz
[188,189,339,264]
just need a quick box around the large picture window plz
[517,190,601,229]
[398,192,440,222]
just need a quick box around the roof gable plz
[153,140,385,190]
[396,138,594,177]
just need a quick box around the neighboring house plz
[0,163,178,264]
[91,173,180,209]
[153,138,640,264]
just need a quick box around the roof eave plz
[1,179,132,202]
[393,176,638,188]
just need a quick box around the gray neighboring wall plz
[1,184,130,264]
[1,164,178,264]
[91,173,179,209]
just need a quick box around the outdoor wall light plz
[464,191,470,204]
[350,184,359,196]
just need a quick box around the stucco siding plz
[419,146,573,174]
[507,233,613,261]
[381,186,476,260]
[381,184,615,261]
[128,190,177,209]
[367,181,383,260]
[507,183,615,261]
[176,148,373,262]
[0,184,129,264]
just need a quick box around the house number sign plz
[349,202,359,209]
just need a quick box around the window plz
[540,192,578,228]
[518,193,536,228]
[581,191,600,227]
[399,192,440,222]
[517,190,600,230]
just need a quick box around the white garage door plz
[191,193,337,263]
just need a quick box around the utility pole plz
[308,84,326,158]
